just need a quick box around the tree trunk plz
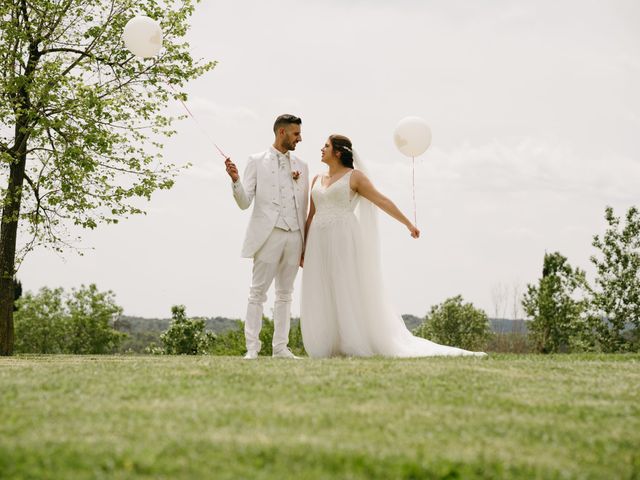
[0,144,28,355]
[0,108,30,355]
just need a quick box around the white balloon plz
[393,116,432,157]
[122,16,163,58]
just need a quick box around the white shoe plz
[272,348,300,359]
[243,350,258,360]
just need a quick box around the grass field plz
[1,354,639,479]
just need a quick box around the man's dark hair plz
[273,114,302,134]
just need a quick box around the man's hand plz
[225,158,239,182]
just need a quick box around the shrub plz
[210,320,246,356]
[160,306,215,355]
[414,296,491,351]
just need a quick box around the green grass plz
[1,354,639,479]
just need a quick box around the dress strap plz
[342,169,355,185]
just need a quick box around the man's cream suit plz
[232,147,309,354]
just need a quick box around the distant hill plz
[404,315,528,333]
[115,315,242,334]
[489,318,529,333]
[401,314,422,331]
[117,314,529,334]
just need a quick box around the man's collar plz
[270,145,290,158]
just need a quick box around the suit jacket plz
[232,148,309,258]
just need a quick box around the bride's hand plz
[408,224,420,239]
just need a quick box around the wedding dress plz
[300,156,486,358]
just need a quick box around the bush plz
[118,331,162,354]
[15,285,125,354]
[414,296,491,351]
[160,306,215,355]
[288,319,306,357]
[210,320,246,356]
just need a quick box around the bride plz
[300,134,486,358]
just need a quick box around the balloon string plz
[168,84,228,160]
[412,156,417,227]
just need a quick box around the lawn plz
[1,354,639,479]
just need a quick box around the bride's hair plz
[329,134,354,168]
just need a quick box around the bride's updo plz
[329,134,354,169]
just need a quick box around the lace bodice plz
[311,170,358,228]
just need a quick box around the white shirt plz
[271,146,300,232]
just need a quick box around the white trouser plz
[245,228,302,353]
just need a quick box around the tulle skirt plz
[300,212,485,358]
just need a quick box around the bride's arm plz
[351,170,420,238]
[301,175,319,267]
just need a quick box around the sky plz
[18,0,640,320]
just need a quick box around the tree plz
[522,252,588,353]
[14,284,124,353]
[14,286,66,353]
[589,206,640,352]
[160,305,215,355]
[0,0,215,355]
[64,283,124,353]
[414,295,491,351]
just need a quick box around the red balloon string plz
[168,84,228,160]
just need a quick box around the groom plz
[225,114,309,359]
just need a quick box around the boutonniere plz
[292,170,301,181]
